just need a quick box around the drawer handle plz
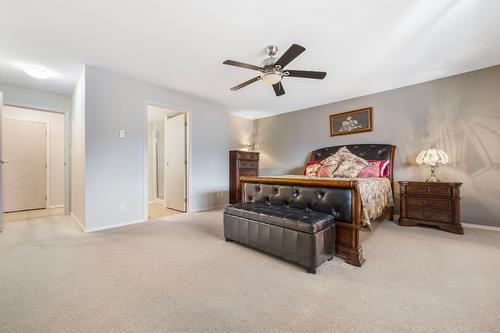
[423,200,432,206]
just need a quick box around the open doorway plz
[146,105,188,219]
[1,105,66,223]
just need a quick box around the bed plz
[240,144,396,267]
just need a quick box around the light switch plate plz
[119,130,126,138]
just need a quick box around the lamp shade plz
[416,147,449,166]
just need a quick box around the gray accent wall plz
[255,65,500,227]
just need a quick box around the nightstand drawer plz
[407,210,450,223]
[406,184,451,197]
[239,160,258,169]
[406,197,451,211]
[428,186,451,197]
[406,185,427,195]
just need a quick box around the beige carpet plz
[1,210,499,333]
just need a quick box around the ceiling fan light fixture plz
[261,72,282,85]
[223,44,326,96]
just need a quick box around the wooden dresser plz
[229,150,259,204]
[398,181,463,234]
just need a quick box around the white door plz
[0,93,3,231]
[165,114,186,212]
[3,119,47,212]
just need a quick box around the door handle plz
[0,160,8,165]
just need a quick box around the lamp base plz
[426,166,440,182]
[425,176,440,182]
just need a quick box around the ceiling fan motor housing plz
[265,45,278,57]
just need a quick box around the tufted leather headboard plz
[309,144,396,183]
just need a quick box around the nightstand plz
[398,181,464,234]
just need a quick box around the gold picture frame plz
[330,107,373,137]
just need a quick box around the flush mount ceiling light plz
[20,65,52,79]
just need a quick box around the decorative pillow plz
[359,160,390,178]
[304,160,321,176]
[320,152,341,166]
[368,160,390,177]
[359,164,381,178]
[333,147,369,178]
[318,165,337,178]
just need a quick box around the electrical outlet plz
[119,130,126,138]
[120,202,127,211]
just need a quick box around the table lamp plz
[416,146,449,182]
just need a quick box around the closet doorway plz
[1,105,67,225]
[146,105,188,219]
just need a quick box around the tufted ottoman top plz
[225,202,334,234]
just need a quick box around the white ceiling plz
[1,0,499,118]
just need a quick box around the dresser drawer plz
[239,160,258,169]
[240,169,257,177]
[236,152,259,160]
[407,210,450,223]
[406,197,451,211]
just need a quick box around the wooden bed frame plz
[240,144,396,267]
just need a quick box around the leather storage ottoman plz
[224,202,335,273]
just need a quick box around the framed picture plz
[330,107,373,137]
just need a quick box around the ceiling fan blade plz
[274,44,306,69]
[223,60,262,71]
[285,70,327,80]
[230,76,261,91]
[272,82,285,96]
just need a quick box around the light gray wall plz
[83,66,230,230]
[0,82,71,113]
[229,114,254,151]
[71,70,86,225]
[255,65,500,227]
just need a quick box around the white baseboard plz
[462,223,500,232]
[70,213,85,232]
[50,205,64,209]
[84,219,147,233]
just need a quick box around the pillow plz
[358,164,379,178]
[320,153,341,168]
[318,164,337,178]
[304,161,321,176]
[359,160,391,178]
[332,147,369,178]
[318,148,345,177]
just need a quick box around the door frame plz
[143,101,191,220]
[2,103,70,215]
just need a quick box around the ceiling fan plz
[223,44,327,97]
